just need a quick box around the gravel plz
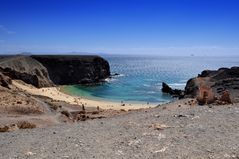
[1,103,239,159]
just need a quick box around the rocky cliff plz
[0,56,54,88]
[185,67,239,102]
[31,55,110,85]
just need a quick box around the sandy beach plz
[12,80,155,111]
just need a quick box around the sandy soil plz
[12,80,155,111]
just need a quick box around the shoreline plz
[60,85,163,106]
[12,80,156,111]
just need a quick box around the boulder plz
[196,85,215,105]
[162,82,173,94]
[162,82,184,98]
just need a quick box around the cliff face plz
[185,67,239,102]
[31,55,110,85]
[0,56,54,88]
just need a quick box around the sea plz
[62,55,239,104]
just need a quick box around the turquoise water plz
[63,55,239,104]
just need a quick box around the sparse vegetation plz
[0,126,9,132]
[17,121,36,129]
[7,105,44,114]
[61,110,71,118]
[218,90,232,105]
[0,121,36,133]
[47,102,59,110]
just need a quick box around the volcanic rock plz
[185,67,239,102]
[31,55,110,85]
[162,82,184,98]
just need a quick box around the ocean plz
[62,55,239,104]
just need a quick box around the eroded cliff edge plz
[0,56,54,88]
[31,55,110,85]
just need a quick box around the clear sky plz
[0,0,239,56]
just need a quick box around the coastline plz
[12,80,155,111]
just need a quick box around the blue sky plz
[0,0,239,55]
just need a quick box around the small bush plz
[61,110,71,117]
[9,105,44,114]
[0,126,9,132]
[219,90,232,104]
[17,121,36,129]
[48,102,58,110]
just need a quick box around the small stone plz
[26,151,35,156]
[151,123,170,130]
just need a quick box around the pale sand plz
[12,80,156,110]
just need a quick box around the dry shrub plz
[91,111,99,114]
[47,102,59,111]
[0,126,9,132]
[197,85,215,105]
[8,105,44,114]
[61,110,71,118]
[219,90,232,104]
[17,121,36,129]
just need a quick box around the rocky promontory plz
[185,67,239,102]
[163,67,239,103]
[31,55,110,85]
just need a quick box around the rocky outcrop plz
[31,55,110,85]
[0,72,12,89]
[185,67,239,102]
[162,82,184,98]
[0,56,54,88]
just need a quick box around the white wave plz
[169,83,186,86]
[117,74,125,77]
[143,84,150,87]
[179,79,188,83]
[104,78,117,82]
[146,91,157,94]
[168,83,186,89]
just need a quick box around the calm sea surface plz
[62,55,239,104]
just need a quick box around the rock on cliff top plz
[0,56,54,88]
[31,55,110,85]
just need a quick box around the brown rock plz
[196,85,215,105]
